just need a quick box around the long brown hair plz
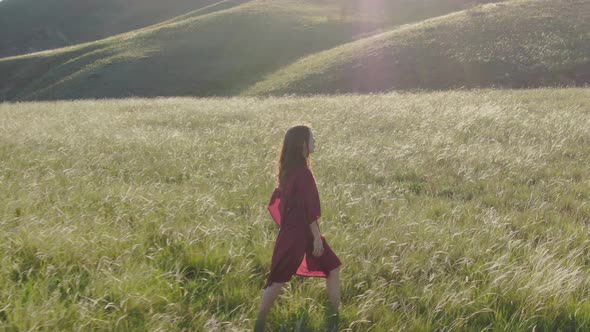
[276,125,313,188]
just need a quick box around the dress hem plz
[263,263,342,289]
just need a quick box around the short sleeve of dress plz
[298,168,321,224]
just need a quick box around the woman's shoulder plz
[283,165,310,185]
[293,166,316,185]
[281,165,306,186]
[292,164,312,176]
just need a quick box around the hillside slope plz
[246,0,590,95]
[0,0,495,101]
[0,0,221,57]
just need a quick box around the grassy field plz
[1,88,589,331]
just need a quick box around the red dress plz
[264,165,342,289]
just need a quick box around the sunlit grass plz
[1,88,589,331]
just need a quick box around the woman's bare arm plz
[309,220,321,239]
[310,220,324,257]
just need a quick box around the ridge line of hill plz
[242,3,476,95]
[4,0,586,100]
[0,0,256,100]
[244,0,590,95]
[0,0,253,61]
[152,0,253,27]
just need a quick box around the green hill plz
[0,0,496,101]
[246,0,590,95]
[0,0,220,57]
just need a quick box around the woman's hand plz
[312,237,324,257]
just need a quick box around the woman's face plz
[307,131,316,154]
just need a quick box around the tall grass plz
[1,88,589,331]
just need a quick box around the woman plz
[255,125,342,331]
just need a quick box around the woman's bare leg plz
[326,267,341,331]
[254,282,285,332]
[326,267,341,313]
